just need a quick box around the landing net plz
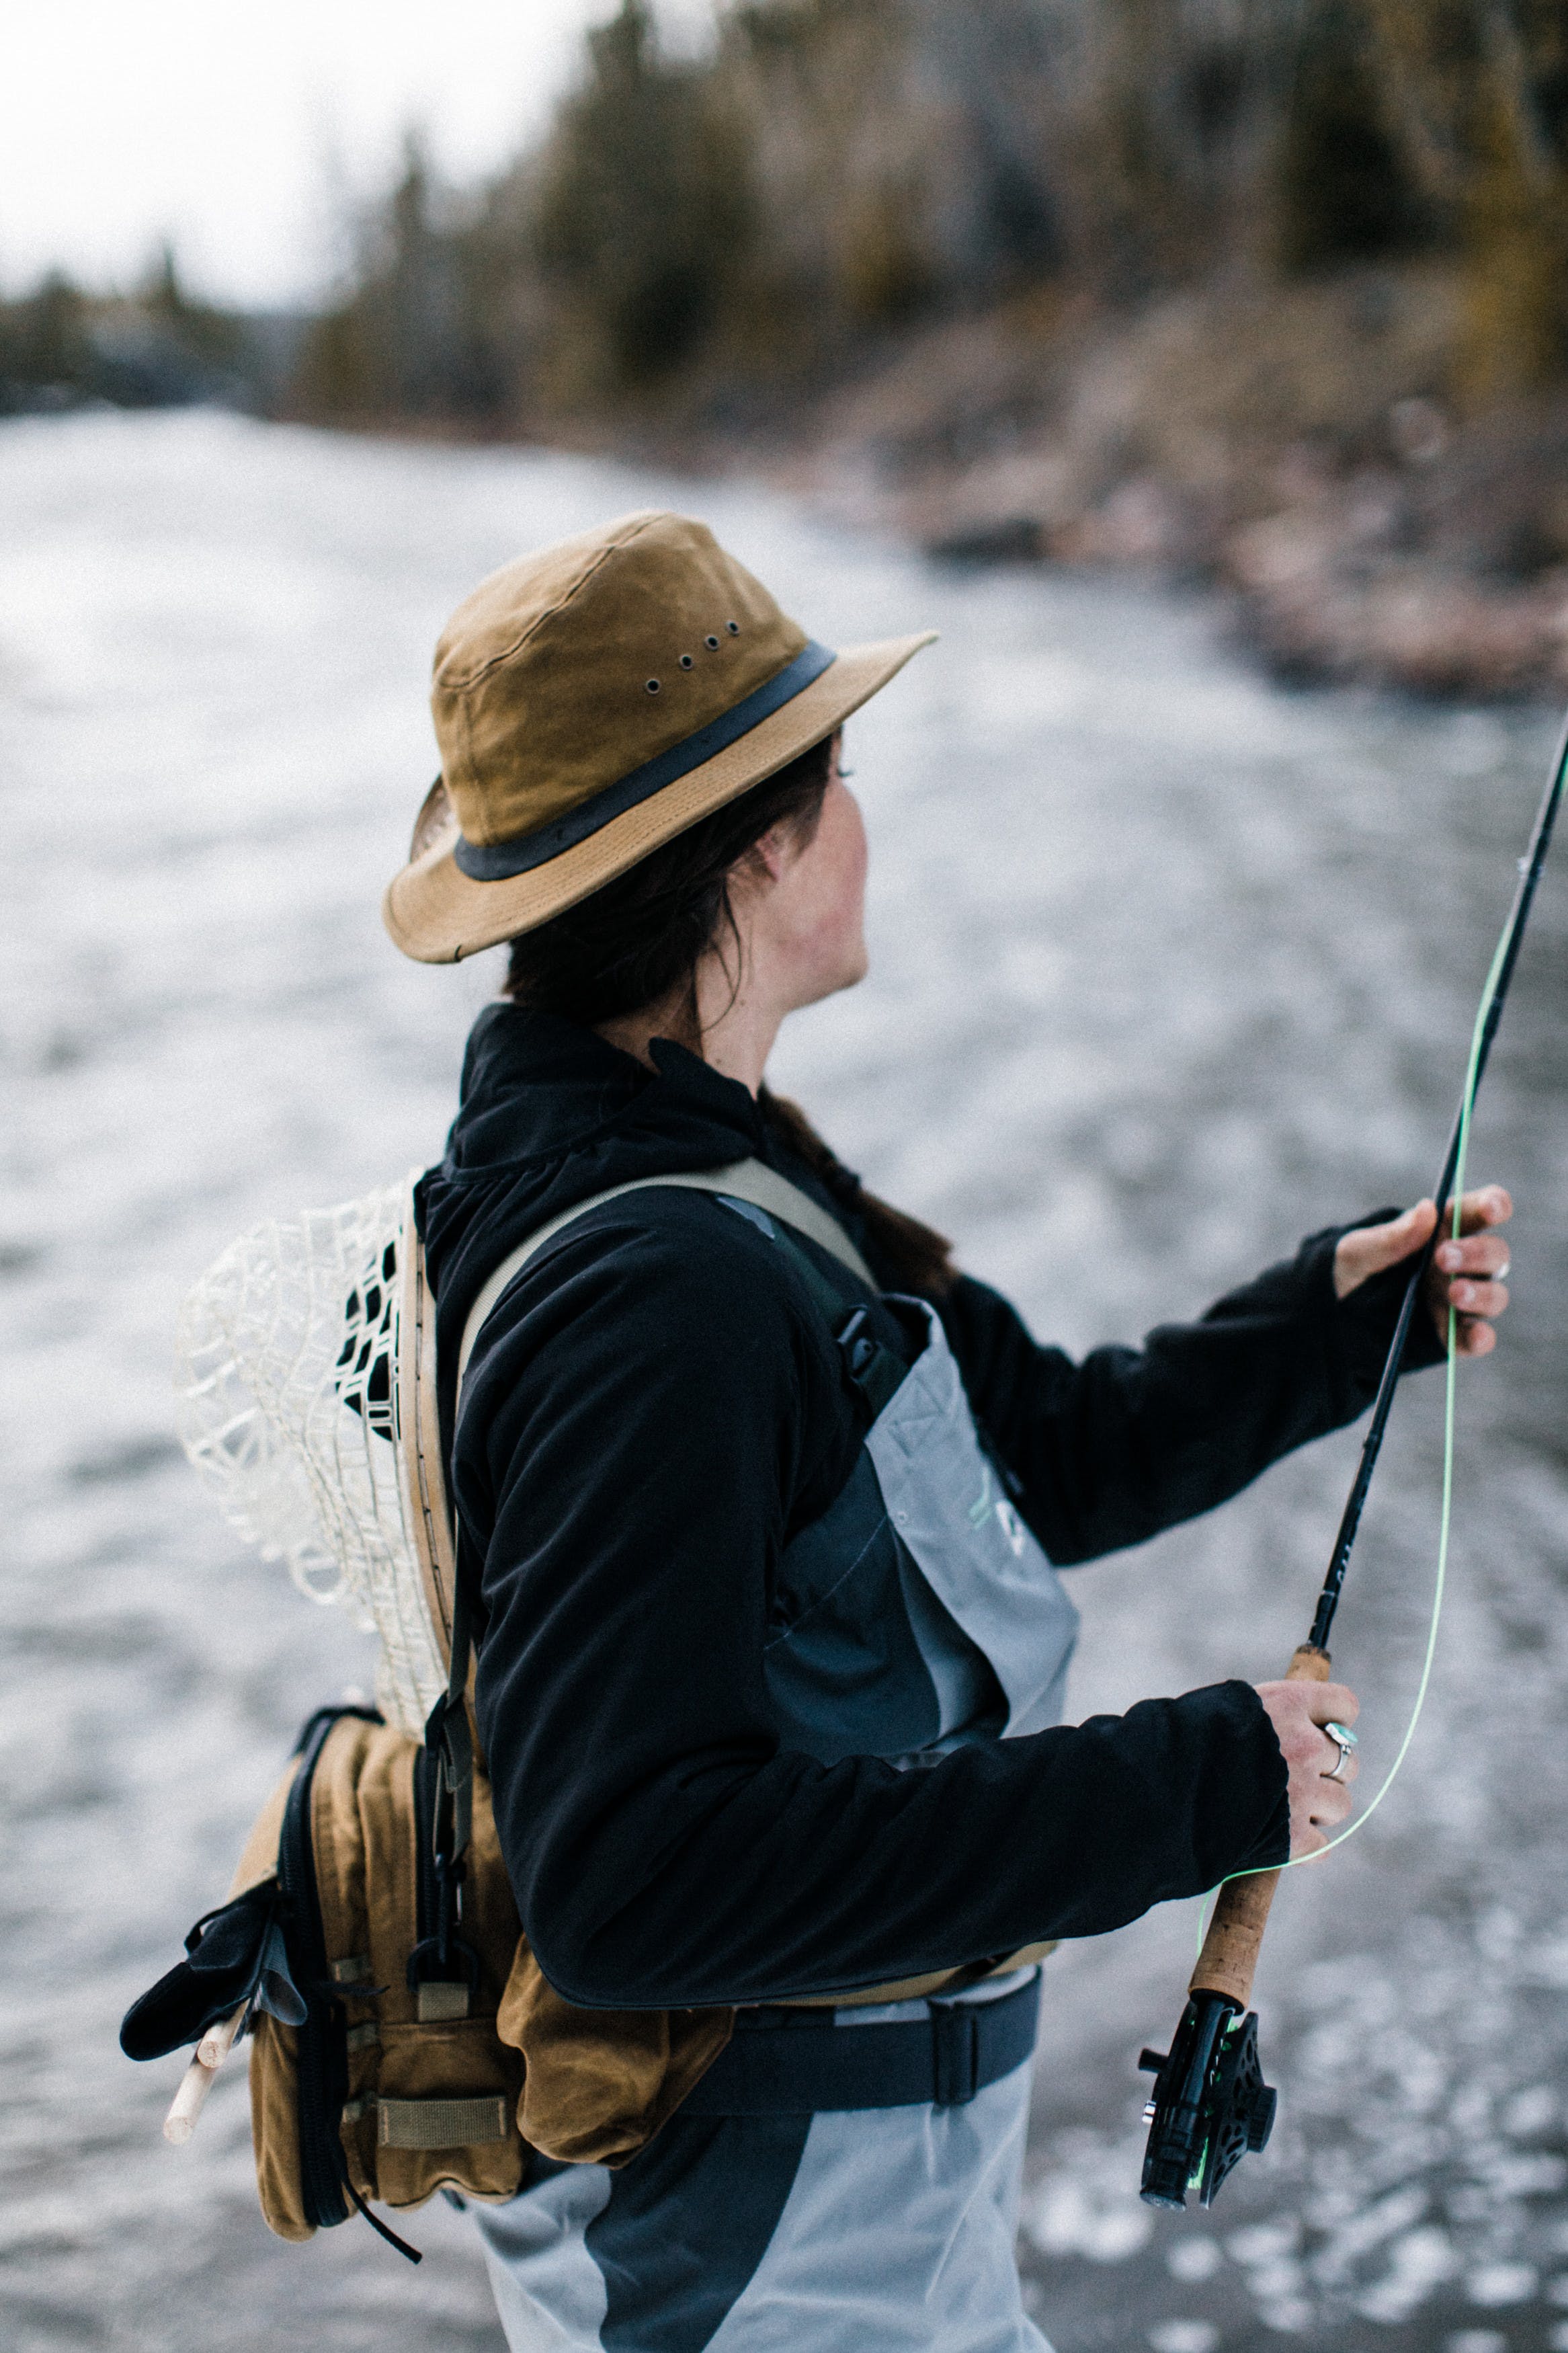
[173,1180,446,1737]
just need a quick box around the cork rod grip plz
[1188,1643,1332,2009]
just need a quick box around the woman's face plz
[747,748,870,1014]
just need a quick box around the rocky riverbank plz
[778,269,1568,700]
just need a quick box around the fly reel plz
[1139,1989,1277,2210]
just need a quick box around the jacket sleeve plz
[458,1197,1290,2011]
[938,1211,1446,1566]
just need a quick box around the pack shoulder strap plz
[397,1159,876,1676]
[455,1158,876,1398]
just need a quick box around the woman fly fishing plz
[382,510,1512,2351]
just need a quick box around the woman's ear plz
[752,825,793,883]
[731,824,789,895]
[731,740,839,897]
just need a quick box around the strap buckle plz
[835,1308,909,1419]
[930,2002,981,2107]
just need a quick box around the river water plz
[2,409,1566,2353]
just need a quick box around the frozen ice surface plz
[2,409,1567,2350]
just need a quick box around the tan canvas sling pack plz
[132,1160,1050,2254]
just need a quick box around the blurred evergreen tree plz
[530,0,755,401]
[0,273,93,409]
[1277,1,1433,272]
[294,136,511,421]
[140,243,247,369]
[723,0,937,348]
[1356,0,1568,403]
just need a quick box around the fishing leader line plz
[1144,716,1565,2211]
[1192,886,1516,1962]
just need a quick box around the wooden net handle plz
[397,1187,458,1667]
[163,2001,247,2145]
[1188,1644,1331,2009]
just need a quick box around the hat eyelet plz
[727,621,740,634]
[646,678,661,693]
[705,635,720,649]
[679,653,694,669]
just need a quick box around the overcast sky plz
[2,0,707,307]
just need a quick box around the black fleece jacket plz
[419,1004,1440,2011]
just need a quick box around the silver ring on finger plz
[1322,1720,1358,1784]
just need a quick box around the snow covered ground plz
[2,409,1566,2352]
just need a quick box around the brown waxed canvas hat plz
[382,509,936,963]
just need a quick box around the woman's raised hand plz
[1333,1186,1513,1357]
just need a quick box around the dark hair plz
[504,735,837,1032]
[503,731,956,1295]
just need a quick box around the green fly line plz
[1195,919,1514,1955]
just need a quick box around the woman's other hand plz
[1333,1186,1513,1357]
[1255,1679,1359,1857]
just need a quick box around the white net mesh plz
[173,1180,447,1737]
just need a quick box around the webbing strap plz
[421,1567,475,1897]
[680,1974,1041,2115]
[401,1160,877,1956]
[456,1159,876,1396]
[376,2094,510,2149]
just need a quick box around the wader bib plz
[468,1178,1079,2353]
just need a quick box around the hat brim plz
[382,631,936,963]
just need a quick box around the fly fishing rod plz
[1137,708,1568,2212]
